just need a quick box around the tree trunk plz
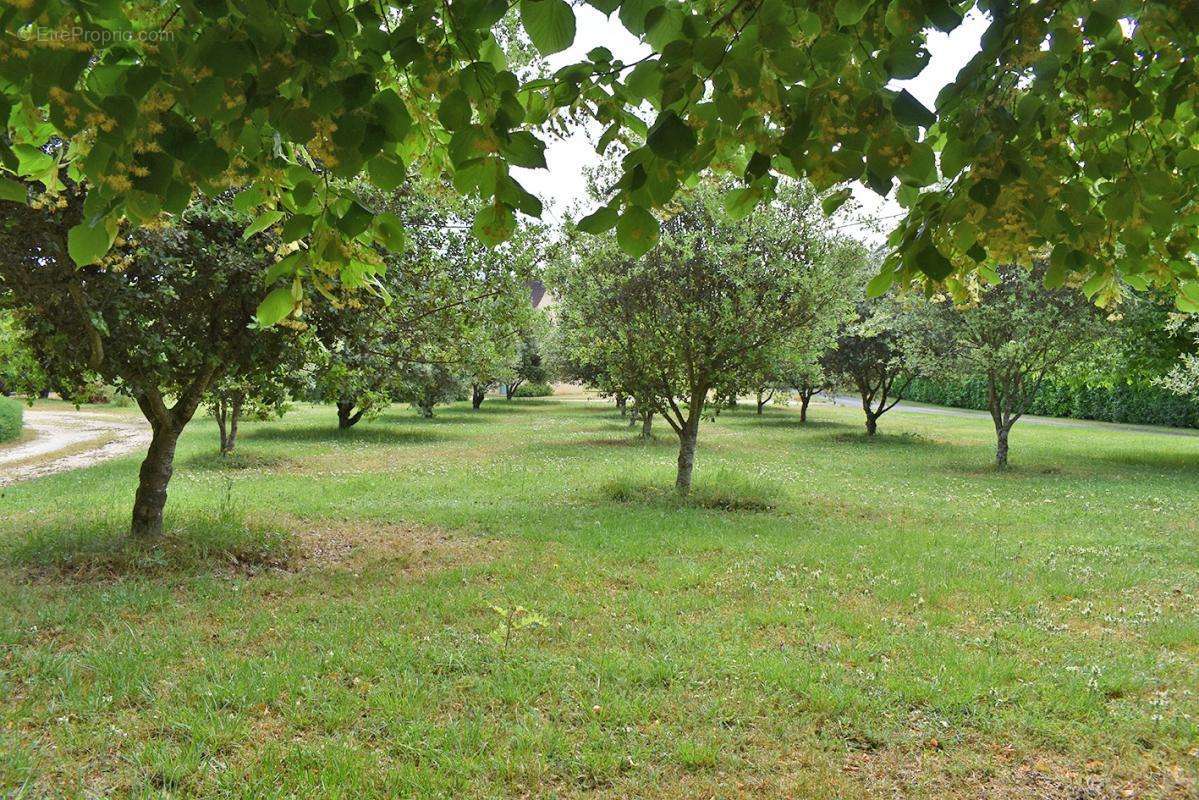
[215,400,228,453]
[675,421,699,493]
[471,384,486,410]
[995,422,1011,468]
[215,394,243,455]
[337,401,364,429]
[640,410,653,439]
[616,393,627,416]
[224,395,242,454]
[756,391,765,415]
[799,392,812,423]
[131,423,182,539]
[864,412,878,436]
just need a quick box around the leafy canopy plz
[1,1,1197,311]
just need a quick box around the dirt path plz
[0,409,149,487]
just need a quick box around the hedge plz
[0,396,23,442]
[903,377,1199,429]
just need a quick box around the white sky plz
[516,9,990,241]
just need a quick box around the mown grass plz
[1,396,1197,798]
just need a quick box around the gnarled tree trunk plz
[995,423,1011,468]
[130,376,213,539]
[755,388,774,415]
[799,390,812,423]
[471,384,486,410]
[131,422,182,539]
[864,411,879,436]
[640,410,653,439]
[337,400,364,429]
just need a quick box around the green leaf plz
[337,202,373,238]
[968,178,1000,207]
[233,185,265,213]
[371,89,412,141]
[256,287,296,327]
[67,221,114,267]
[724,187,760,220]
[898,141,936,186]
[616,206,659,257]
[866,270,896,298]
[373,212,405,252]
[0,177,27,203]
[647,111,696,162]
[500,131,548,169]
[474,203,516,245]
[281,214,314,243]
[437,90,472,132]
[520,0,576,55]
[892,89,935,128]
[367,152,407,190]
[577,205,618,233]
[916,244,952,280]
[243,210,284,239]
[821,187,852,215]
[834,0,873,27]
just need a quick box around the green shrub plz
[904,377,1199,429]
[0,396,22,442]
[513,381,554,397]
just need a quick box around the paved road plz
[0,409,150,487]
[822,395,1199,438]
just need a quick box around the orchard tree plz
[822,296,938,436]
[3,2,1196,321]
[398,363,466,418]
[504,314,550,399]
[308,181,536,427]
[789,361,832,424]
[732,233,867,415]
[555,180,846,491]
[0,195,297,537]
[921,265,1107,467]
[207,335,310,455]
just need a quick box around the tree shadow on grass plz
[182,449,298,472]
[819,430,945,449]
[535,434,677,455]
[1,511,299,581]
[242,423,446,447]
[375,407,497,427]
[736,416,851,432]
[1075,448,1199,479]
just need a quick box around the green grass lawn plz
[1,397,1197,798]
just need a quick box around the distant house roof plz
[529,279,549,309]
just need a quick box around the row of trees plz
[0,178,545,536]
[5,164,1197,536]
[548,179,1140,477]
